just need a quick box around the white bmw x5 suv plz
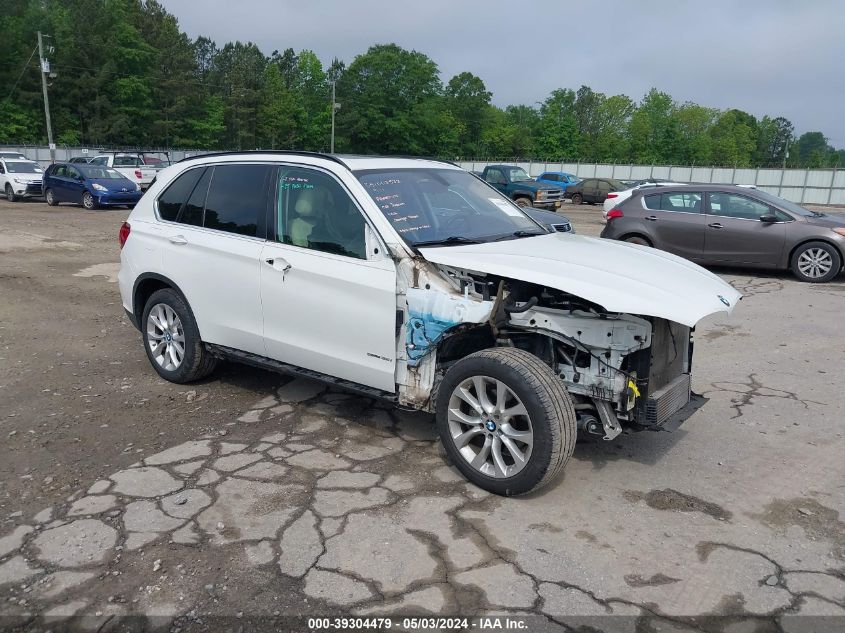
[119,152,741,495]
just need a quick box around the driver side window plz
[276,167,367,260]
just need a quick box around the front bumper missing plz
[651,392,708,432]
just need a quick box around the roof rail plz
[177,150,350,170]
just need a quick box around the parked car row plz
[0,150,170,209]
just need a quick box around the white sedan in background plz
[602,180,687,218]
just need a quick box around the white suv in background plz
[602,180,687,218]
[118,152,740,495]
[0,158,45,201]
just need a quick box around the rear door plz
[703,192,787,265]
[260,164,397,392]
[581,179,599,202]
[156,163,269,355]
[640,191,706,260]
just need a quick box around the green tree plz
[336,44,442,154]
[671,103,716,165]
[628,89,678,163]
[536,89,578,158]
[257,64,305,148]
[755,116,793,166]
[709,109,757,166]
[796,131,832,168]
[444,72,492,155]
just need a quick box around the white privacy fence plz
[0,145,204,167]
[3,145,843,205]
[457,160,845,206]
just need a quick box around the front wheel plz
[142,288,218,383]
[515,197,533,208]
[435,347,576,496]
[5,185,17,202]
[45,189,58,206]
[790,241,842,283]
[82,191,97,210]
[571,193,583,205]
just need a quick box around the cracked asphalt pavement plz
[1,199,844,631]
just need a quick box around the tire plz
[790,241,842,283]
[5,185,17,202]
[624,235,652,247]
[515,197,533,208]
[82,192,97,210]
[571,193,583,205]
[435,347,576,496]
[45,189,58,206]
[141,288,218,383]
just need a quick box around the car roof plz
[176,151,461,173]
[631,183,762,195]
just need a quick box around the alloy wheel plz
[797,248,833,279]
[447,375,533,478]
[146,303,186,371]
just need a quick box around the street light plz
[330,80,341,153]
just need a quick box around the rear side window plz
[542,173,558,182]
[645,192,703,213]
[157,167,205,222]
[202,164,271,237]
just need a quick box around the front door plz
[260,165,397,393]
[485,168,508,195]
[703,192,787,265]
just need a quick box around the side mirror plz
[760,214,778,223]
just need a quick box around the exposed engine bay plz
[398,261,695,440]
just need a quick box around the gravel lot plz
[1,198,844,630]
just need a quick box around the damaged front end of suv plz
[393,232,741,442]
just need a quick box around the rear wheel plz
[435,347,576,496]
[141,288,218,383]
[790,241,842,283]
[515,197,533,207]
[571,193,583,205]
[45,189,58,206]
[82,191,97,210]
[624,235,652,247]
[5,185,17,202]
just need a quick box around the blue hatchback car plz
[535,171,581,192]
[43,163,143,209]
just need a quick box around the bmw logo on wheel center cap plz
[485,420,497,431]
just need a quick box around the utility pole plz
[37,31,56,164]
[782,137,790,169]
[330,80,341,153]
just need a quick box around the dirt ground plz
[1,197,844,631]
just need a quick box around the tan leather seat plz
[289,188,322,247]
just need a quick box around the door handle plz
[168,235,188,245]
[645,215,658,221]
[265,257,292,279]
[708,223,723,229]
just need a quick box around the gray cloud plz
[159,0,845,147]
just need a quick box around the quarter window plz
[157,167,205,222]
[203,164,271,237]
[542,173,558,182]
[276,167,366,259]
[708,193,772,220]
[180,168,212,227]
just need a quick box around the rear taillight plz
[606,192,618,199]
[119,222,131,249]
[606,209,624,220]
[135,169,142,179]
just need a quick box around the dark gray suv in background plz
[600,185,845,283]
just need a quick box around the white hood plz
[419,233,742,327]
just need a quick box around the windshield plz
[356,168,544,246]
[506,167,532,182]
[752,189,818,217]
[79,165,127,180]
[6,162,42,174]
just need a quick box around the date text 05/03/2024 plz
[308,616,528,630]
